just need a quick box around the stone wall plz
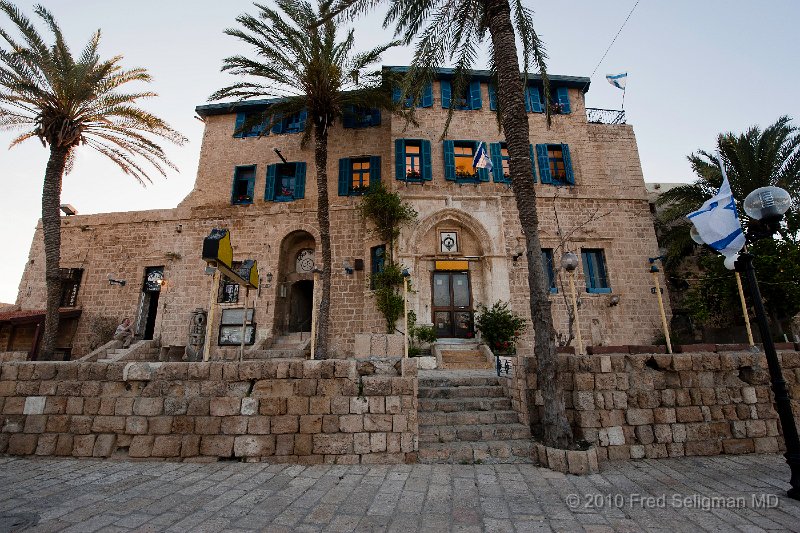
[0,358,418,464]
[525,350,800,461]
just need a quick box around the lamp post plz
[648,259,672,354]
[402,268,411,361]
[561,251,583,355]
[705,185,800,499]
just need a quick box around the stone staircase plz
[417,370,534,464]
[243,332,310,360]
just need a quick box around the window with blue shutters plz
[488,85,543,113]
[392,83,433,108]
[581,249,611,293]
[395,140,432,182]
[370,244,386,290]
[552,87,571,114]
[234,111,269,138]
[536,143,575,185]
[542,249,558,293]
[265,162,306,202]
[441,80,481,110]
[488,142,536,183]
[231,165,256,205]
[338,156,381,195]
[443,141,490,183]
[273,110,307,134]
[342,106,381,128]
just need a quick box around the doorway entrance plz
[432,271,473,338]
[137,266,164,341]
[289,280,313,332]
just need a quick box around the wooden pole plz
[403,277,409,360]
[310,271,318,360]
[735,272,755,347]
[652,270,672,354]
[239,286,249,362]
[569,271,584,355]
[203,269,220,362]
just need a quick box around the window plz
[370,245,386,290]
[443,140,490,183]
[233,111,268,138]
[272,110,307,134]
[231,165,256,205]
[550,87,571,114]
[535,143,574,185]
[392,83,433,108]
[395,139,432,182]
[581,249,611,293]
[488,142,537,184]
[541,250,557,293]
[59,268,83,307]
[338,156,380,196]
[342,107,381,128]
[441,80,481,110]
[266,162,306,202]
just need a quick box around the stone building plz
[7,67,668,359]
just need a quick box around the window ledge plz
[586,288,612,294]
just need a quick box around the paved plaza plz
[1,454,799,532]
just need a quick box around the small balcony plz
[586,108,626,125]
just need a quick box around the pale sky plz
[1,0,798,303]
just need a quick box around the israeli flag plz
[472,142,492,171]
[686,155,745,258]
[606,72,627,90]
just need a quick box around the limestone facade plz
[12,68,668,358]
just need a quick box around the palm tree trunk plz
[314,123,332,359]
[40,145,69,360]
[485,0,573,448]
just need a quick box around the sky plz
[1,0,798,303]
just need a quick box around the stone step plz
[418,385,504,399]
[418,397,511,413]
[419,423,531,443]
[419,375,501,388]
[417,439,534,464]
[244,349,306,360]
[418,409,520,426]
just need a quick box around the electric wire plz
[581,0,641,93]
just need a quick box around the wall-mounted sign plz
[435,260,469,271]
[219,325,256,346]
[144,266,164,292]
[296,249,315,273]
[440,231,459,253]
[220,308,255,325]
[201,228,258,289]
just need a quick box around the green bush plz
[475,301,526,354]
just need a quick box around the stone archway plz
[273,230,316,335]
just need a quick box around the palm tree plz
[0,2,185,360]
[211,0,397,359]
[328,0,572,446]
[657,115,800,265]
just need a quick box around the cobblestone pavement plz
[1,454,800,532]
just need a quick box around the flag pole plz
[621,87,626,111]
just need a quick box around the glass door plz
[432,271,473,338]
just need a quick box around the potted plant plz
[475,301,526,355]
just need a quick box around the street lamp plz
[561,251,583,355]
[720,185,799,500]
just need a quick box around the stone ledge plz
[532,443,599,475]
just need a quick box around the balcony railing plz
[586,108,626,125]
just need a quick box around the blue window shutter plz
[524,88,532,113]
[230,169,238,204]
[392,86,402,104]
[475,141,490,182]
[421,140,432,181]
[395,139,406,181]
[440,80,451,109]
[258,114,268,136]
[369,156,381,187]
[469,80,482,110]
[342,106,355,129]
[265,165,277,201]
[562,144,574,185]
[443,140,456,181]
[536,144,552,184]
[298,109,308,131]
[529,144,537,183]
[488,85,497,111]
[271,113,283,134]
[529,87,543,113]
[489,143,504,182]
[338,158,350,196]
[421,82,433,108]
[234,112,245,138]
[557,87,571,114]
[245,172,255,200]
[370,109,381,127]
[294,162,306,199]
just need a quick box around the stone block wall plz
[0,358,418,464]
[525,350,800,461]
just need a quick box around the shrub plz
[475,301,526,354]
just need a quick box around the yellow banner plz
[435,260,469,271]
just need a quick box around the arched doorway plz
[273,231,316,335]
